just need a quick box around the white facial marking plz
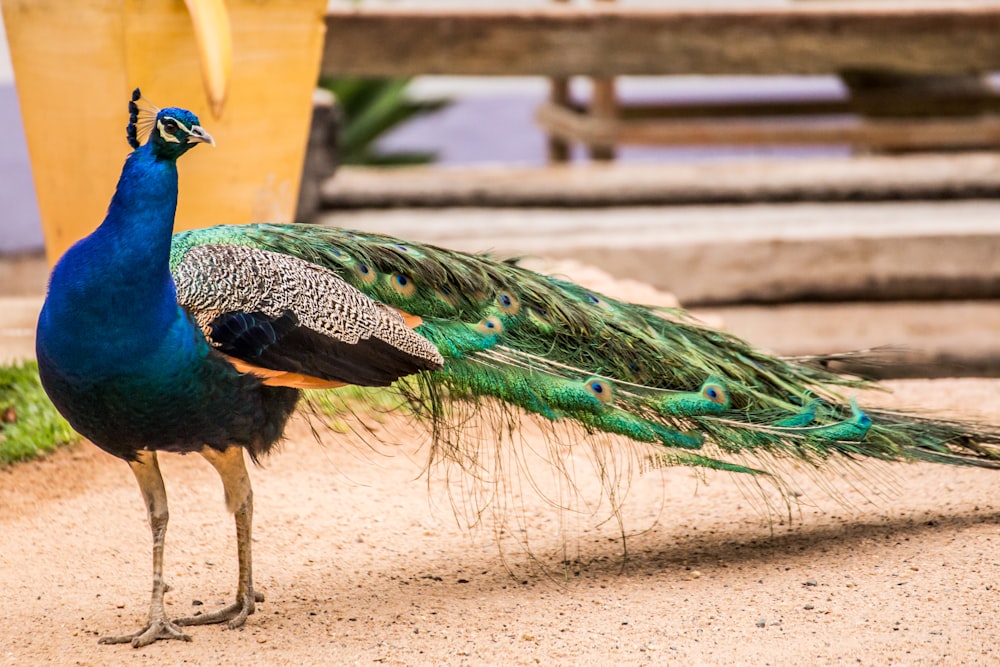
[156,117,194,144]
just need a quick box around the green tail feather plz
[170,224,1000,476]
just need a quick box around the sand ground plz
[0,377,998,666]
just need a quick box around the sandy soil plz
[0,377,998,666]
[2,265,998,665]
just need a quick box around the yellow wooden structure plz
[3,0,327,263]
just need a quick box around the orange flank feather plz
[395,309,422,329]
[221,355,347,390]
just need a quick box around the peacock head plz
[127,88,214,160]
[147,108,214,160]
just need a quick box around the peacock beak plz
[188,125,216,147]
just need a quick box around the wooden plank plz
[536,102,1000,149]
[319,153,1000,209]
[616,100,854,120]
[610,94,1000,120]
[322,5,1000,78]
[615,116,1000,150]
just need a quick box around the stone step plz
[0,296,42,364]
[317,199,1000,305]
[322,154,1000,209]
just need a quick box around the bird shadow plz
[266,504,1000,620]
[605,507,1000,579]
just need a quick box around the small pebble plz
[804,579,818,587]
[192,600,203,606]
[804,604,815,610]
[756,618,766,628]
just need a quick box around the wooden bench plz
[322,3,1000,161]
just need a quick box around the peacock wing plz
[171,243,443,389]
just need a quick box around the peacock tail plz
[169,223,1000,480]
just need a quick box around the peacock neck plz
[94,144,179,275]
[38,143,186,375]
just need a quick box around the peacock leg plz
[99,450,192,647]
[175,446,263,629]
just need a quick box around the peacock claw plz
[98,617,192,647]
[175,589,263,629]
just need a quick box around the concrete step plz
[0,253,47,297]
[317,199,1000,305]
[0,296,42,364]
[321,153,1000,209]
[713,300,1000,379]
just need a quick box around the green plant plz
[320,77,450,166]
[0,361,76,465]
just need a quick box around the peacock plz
[35,90,1000,648]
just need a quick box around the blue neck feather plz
[38,143,189,377]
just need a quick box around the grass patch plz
[0,361,76,465]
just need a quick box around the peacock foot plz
[98,616,192,648]
[175,589,264,630]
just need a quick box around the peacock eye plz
[162,119,178,133]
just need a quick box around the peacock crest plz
[126,87,159,149]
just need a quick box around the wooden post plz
[548,79,573,163]
[588,0,618,161]
[547,0,572,163]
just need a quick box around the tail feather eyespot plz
[354,262,377,285]
[585,378,614,404]
[475,316,504,335]
[496,291,521,316]
[702,383,728,406]
[390,272,416,297]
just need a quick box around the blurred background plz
[2,0,999,375]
